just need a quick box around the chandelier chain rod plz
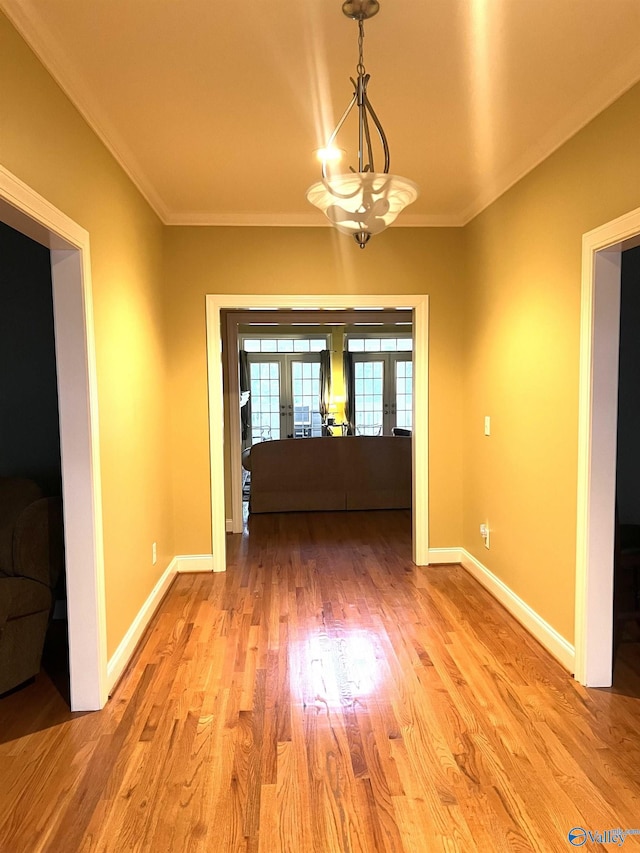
[357,18,366,77]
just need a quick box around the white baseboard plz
[174,554,220,573]
[458,548,575,673]
[428,547,462,564]
[107,557,178,693]
[106,543,574,700]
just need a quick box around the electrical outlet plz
[484,416,491,436]
[152,542,157,565]
[480,524,490,549]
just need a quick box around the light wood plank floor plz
[1,510,640,852]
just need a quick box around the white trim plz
[427,547,462,564]
[575,205,640,686]
[412,297,429,565]
[205,299,229,575]
[0,164,107,711]
[106,559,177,692]
[174,554,218,573]
[226,315,243,534]
[458,51,640,227]
[225,519,233,533]
[0,0,169,223]
[163,212,462,228]
[207,294,430,570]
[460,549,575,673]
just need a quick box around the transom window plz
[347,337,412,352]
[243,337,327,353]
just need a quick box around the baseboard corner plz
[427,547,462,564]
[174,554,218,573]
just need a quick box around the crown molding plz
[459,50,640,226]
[0,0,170,222]
[162,211,465,228]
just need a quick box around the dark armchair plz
[0,478,64,695]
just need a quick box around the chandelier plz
[306,0,419,249]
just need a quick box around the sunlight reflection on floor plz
[299,629,380,712]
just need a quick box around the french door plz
[353,352,413,435]
[248,353,322,443]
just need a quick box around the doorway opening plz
[575,204,640,687]
[0,221,68,701]
[0,166,107,711]
[206,294,429,570]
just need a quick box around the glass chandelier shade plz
[306,173,419,249]
[306,0,419,249]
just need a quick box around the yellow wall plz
[0,13,173,657]
[163,226,466,554]
[462,81,640,643]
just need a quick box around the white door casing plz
[575,205,640,686]
[206,294,429,568]
[0,164,107,711]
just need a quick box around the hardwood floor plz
[1,510,640,852]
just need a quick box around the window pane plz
[291,360,322,437]
[354,357,384,436]
[397,338,413,351]
[395,356,412,432]
[261,339,277,352]
[249,361,280,442]
[244,339,260,352]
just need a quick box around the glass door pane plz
[352,353,413,434]
[354,359,384,435]
[395,358,413,430]
[249,361,281,443]
[291,359,322,438]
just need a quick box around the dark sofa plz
[0,478,64,695]
[244,435,412,513]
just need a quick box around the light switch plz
[484,416,491,436]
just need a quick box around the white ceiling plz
[3,0,640,226]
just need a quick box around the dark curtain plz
[343,351,355,435]
[239,350,251,442]
[319,349,332,421]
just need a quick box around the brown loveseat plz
[244,435,411,513]
[0,478,64,695]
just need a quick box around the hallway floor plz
[1,510,640,852]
